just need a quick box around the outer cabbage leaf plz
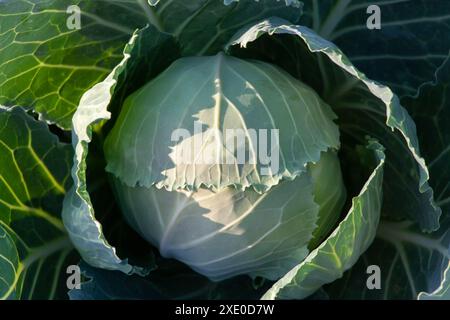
[0,107,75,299]
[405,56,450,239]
[0,0,150,129]
[262,140,385,299]
[407,56,450,300]
[419,263,450,300]
[148,0,302,55]
[324,216,449,299]
[300,0,450,97]
[226,17,440,232]
[61,25,178,275]
[323,57,450,300]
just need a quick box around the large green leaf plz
[62,25,179,275]
[300,0,450,97]
[406,57,450,299]
[226,17,440,232]
[148,0,302,55]
[262,140,385,299]
[0,107,75,299]
[324,57,450,300]
[0,0,149,129]
[404,56,450,300]
[404,57,450,234]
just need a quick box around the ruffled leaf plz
[62,25,178,275]
[226,17,440,231]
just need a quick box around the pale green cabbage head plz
[104,53,346,281]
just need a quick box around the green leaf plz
[261,139,385,300]
[226,17,440,232]
[0,107,75,300]
[324,216,449,299]
[148,0,302,56]
[407,56,450,300]
[324,57,450,300]
[377,219,449,299]
[62,25,179,275]
[405,56,450,300]
[419,263,450,300]
[404,56,450,232]
[0,224,21,299]
[300,0,450,97]
[0,0,149,129]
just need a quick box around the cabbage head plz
[104,54,346,281]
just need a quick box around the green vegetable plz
[0,0,448,301]
[104,53,346,281]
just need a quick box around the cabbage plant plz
[0,0,449,301]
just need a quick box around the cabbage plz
[104,54,345,280]
[4,0,447,301]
